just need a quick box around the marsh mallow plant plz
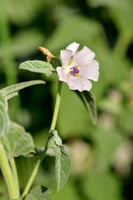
[0,42,99,200]
[57,42,99,91]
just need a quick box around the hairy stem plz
[20,81,62,200]
[50,81,62,131]
[10,157,20,198]
[0,142,18,199]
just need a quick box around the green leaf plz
[19,60,55,76]
[48,130,71,191]
[25,185,52,200]
[0,121,35,158]
[0,93,10,136]
[76,91,97,124]
[0,80,45,96]
[6,92,18,100]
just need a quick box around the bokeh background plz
[0,0,133,199]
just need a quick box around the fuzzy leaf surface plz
[0,122,35,159]
[0,94,10,136]
[19,60,55,76]
[76,91,97,124]
[25,185,52,200]
[48,130,71,191]
[0,80,45,96]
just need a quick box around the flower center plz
[69,67,79,76]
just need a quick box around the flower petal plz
[79,60,99,81]
[68,78,92,92]
[72,46,95,66]
[56,67,69,83]
[57,42,99,92]
[66,42,79,55]
[60,49,73,68]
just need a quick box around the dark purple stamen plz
[69,67,79,76]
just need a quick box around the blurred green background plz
[0,0,133,199]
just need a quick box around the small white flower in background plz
[56,42,99,92]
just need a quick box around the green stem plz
[10,157,20,199]
[50,81,62,131]
[0,142,18,200]
[20,81,62,200]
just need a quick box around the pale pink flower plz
[56,42,99,92]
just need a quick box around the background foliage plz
[0,0,133,199]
